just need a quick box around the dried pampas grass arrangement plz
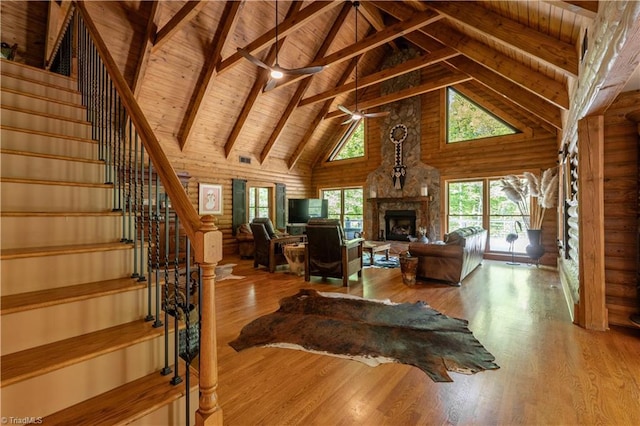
[502,168,558,230]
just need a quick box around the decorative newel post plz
[195,215,224,426]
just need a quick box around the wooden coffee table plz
[363,241,391,264]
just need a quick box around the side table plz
[399,255,418,285]
[284,243,306,276]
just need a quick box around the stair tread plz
[2,104,91,126]
[1,148,103,164]
[1,277,145,315]
[1,211,121,217]
[1,69,79,93]
[0,242,132,260]
[1,319,173,387]
[44,361,198,426]
[1,176,112,188]
[1,124,98,144]
[1,86,85,108]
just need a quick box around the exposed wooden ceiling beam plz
[216,1,342,75]
[223,2,303,158]
[131,1,158,97]
[299,47,458,107]
[373,1,561,128]
[179,1,243,152]
[270,9,443,91]
[425,21,569,110]
[545,1,598,19]
[358,2,398,50]
[447,56,563,130]
[259,2,351,164]
[325,68,472,119]
[314,9,442,68]
[424,1,579,78]
[152,0,204,53]
[287,58,359,170]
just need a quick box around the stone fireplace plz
[364,47,441,242]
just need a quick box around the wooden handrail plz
[75,1,204,244]
[76,3,223,424]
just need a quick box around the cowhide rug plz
[229,289,499,382]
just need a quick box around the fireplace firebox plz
[385,210,416,241]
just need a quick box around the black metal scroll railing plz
[51,12,201,425]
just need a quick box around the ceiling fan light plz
[270,69,284,79]
[352,112,363,120]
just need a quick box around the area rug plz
[215,263,245,281]
[229,289,499,382]
[364,253,399,268]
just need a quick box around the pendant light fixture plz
[338,1,389,124]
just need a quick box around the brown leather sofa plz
[408,226,487,286]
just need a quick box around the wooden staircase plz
[0,59,197,424]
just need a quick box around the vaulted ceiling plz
[107,1,599,171]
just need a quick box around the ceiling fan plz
[338,1,389,124]
[238,0,325,91]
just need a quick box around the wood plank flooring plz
[212,257,640,425]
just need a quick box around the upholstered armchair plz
[304,219,364,286]
[250,218,305,272]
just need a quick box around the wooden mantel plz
[367,197,431,241]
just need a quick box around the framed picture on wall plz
[198,183,223,215]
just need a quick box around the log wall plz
[0,1,48,67]
[603,91,640,327]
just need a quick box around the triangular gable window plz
[329,120,364,161]
[447,88,517,143]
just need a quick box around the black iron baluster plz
[145,160,153,322]
[161,202,172,376]
[131,132,140,279]
[171,215,183,386]
[153,172,162,328]
[138,143,146,283]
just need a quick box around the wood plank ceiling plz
[127,1,592,170]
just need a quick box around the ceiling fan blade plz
[338,104,354,115]
[341,117,354,125]
[363,111,390,118]
[263,77,278,92]
[282,65,326,75]
[237,48,270,71]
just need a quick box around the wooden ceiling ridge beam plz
[373,2,569,110]
[424,1,579,78]
[358,1,398,50]
[260,2,352,165]
[152,0,204,53]
[178,1,244,152]
[288,58,359,170]
[216,1,342,75]
[223,2,302,158]
[299,46,459,107]
[326,70,472,119]
[131,1,159,97]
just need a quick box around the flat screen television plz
[288,198,328,224]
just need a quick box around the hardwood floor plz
[213,257,640,425]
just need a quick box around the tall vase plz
[526,229,545,266]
